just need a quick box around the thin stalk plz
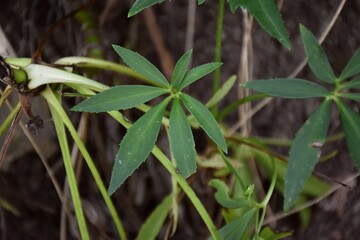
[42,87,127,240]
[0,86,13,108]
[256,158,277,235]
[212,0,225,116]
[55,57,152,85]
[0,108,22,165]
[48,98,89,240]
[153,147,220,240]
[165,126,179,235]
[218,94,269,121]
[0,102,21,136]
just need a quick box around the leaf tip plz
[71,104,82,112]
[283,40,292,50]
[107,180,118,196]
[222,145,228,154]
[218,143,228,154]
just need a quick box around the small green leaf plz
[108,98,170,195]
[128,0,166,17]
[72,85,168,112]
[284,100,331,211]
[198,0,206,4]
[206,75,237,108]
[340,78,360,89]
[229,0,291,49]
[259,227,292,240]
[336,100,360,168]
[169,98,197,178]
[209,208,256,240]
[171,50,192,89]
[339,93,360,103]
[339,48,360,81]
[178,62,222,90]
[209,179,250,209]
[181,93,227,153]
[113,45,169,87]
[300,25,337,83]
[242,78,329,98]
[136,195,172,240]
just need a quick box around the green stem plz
[218,94,269,121]
[47,94,90,240]
[55,57,152,85]
[256,158,277,236]
[0,86,13,108]
[42,87,127,240]
[212,0,225,116]
[154,147,220,240]
[0,103,21,137]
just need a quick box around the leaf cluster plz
[243,24,360,211]
[73,45,227,195]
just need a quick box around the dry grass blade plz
[185,0,196,64]
[143,8,174,79]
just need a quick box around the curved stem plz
[55,57,153,85]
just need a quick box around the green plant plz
[208,152,290,240]
[243,24,360,211]
[1,0,355,239]
[1,50,234,238]
[72,46,227,194]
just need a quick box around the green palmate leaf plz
[242,78,329,98]
[300,25,337,83]
[284,100,331,211]
[339,93,360,103]
[169,98,197,178]
[112,45,169,87]
[206,75,237,108]
[229,0,290,49]
[136,195,172,240]
[178,62,222,90]
[209,179,250,209]
[171,50,192,89]
[108,98,170,195]
[339,48,360,81]
[181,93,227,153]
[336,100,360,168]
[72,85,168,112]
[209,208,256,240]
[128,0,166,17]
